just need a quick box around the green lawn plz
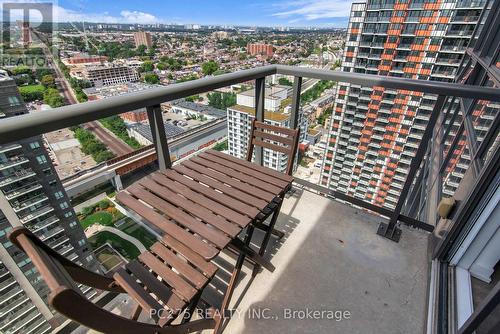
[118,219,157,249]
[88,231,141,260]
[80,211,113,229]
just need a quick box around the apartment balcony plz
[0,169,36,187]
[3,182,43,200]
[19,205,54,224]
[0,157,29,171]
[0,65,498,334]
[12,194,49,213]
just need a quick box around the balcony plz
[0,65,498,334]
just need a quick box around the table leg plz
[214,225,255,334]
[252,199,284,277]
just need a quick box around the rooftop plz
[170,99,227,119]
[239,85,291,100]
[228,104,290,122]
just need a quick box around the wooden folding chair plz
[8,227,221,334]
[246,119,300,276]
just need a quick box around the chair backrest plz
[246,120,300,175]
[9,227,82,295]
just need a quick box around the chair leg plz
[214,225,255,334]
[252,200,284,277]
[130,303,142,321]
[181,290,203,324]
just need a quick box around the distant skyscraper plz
[0,74,99,333]
[321,0,484,209]
[133,31,153,49]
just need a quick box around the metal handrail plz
[0,65,499,144]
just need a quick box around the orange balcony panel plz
[379,65,391,71]
[333,123,340,129]
[384,43,398,49]
[415,30,430,37]
[428,45,440,52]
[376,197,384,203]
[361,130,372,135]
[339,89,347,95]
[424,3,440,10]
[366,193,373,199]
[381,54,393,60]
[420,69,431,75]
[329,138,336,144]
[400,129,409,135]
[359,145,368,151]
[326,153,333,159]
[369,180,378,186]
[356,155,364,161]
[324,165,331,171]
[438,17,449,24]
[407,56,420,62]
[350,181,358,187]
[388,163,397,169]
[373,86,385,91]
[365,122,375,127]
[391,17,405,23]
[420,17,435,24]
[394,146,403,152]
[360,138,370,144]
[394,3,408,10]
[345,51,355,57]
[410,44,426,51]
[354,168,361,174]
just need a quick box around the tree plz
[12,65,32,76]
[140,60,154,72]
[136,44,147,56]
[41,74,55,88]
[201,60,219,76]
[207,92,236,109]
[43,88,65,107]
[19,85,45,102]
[278,77,293,86]
[144,73,160,84]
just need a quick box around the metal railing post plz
[146,104,171,170]
[254,77,265,165]
[290,77,302,130]
[377,95,447,242]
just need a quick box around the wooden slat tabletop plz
[116,150,294,261]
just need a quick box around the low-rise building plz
[73,64,139,86]
[169,99,226,121]
[83,82,158,123]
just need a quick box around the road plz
[36,32,133,157]
[85,121,132,156]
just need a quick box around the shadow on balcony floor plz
[208,187,430,334]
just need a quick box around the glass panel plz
[442,130,471,197]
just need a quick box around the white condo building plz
[227,86,308,173]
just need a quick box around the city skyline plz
[0,0,352,27]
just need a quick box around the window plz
[8,96,21,106]
[29,141,40,149]
[64,212,73,218]
[60,202,69,209]
[54,191,64,199]
[86,255,94,262]
[69,221,78,228]
[36,155,47,164]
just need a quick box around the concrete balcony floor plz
[211,187,430,334]
[72,187,430,334]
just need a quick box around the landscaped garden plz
[88,231,140,260]
[78,199,124,229]
[117,219,157,249]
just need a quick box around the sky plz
[1,0,353,27]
